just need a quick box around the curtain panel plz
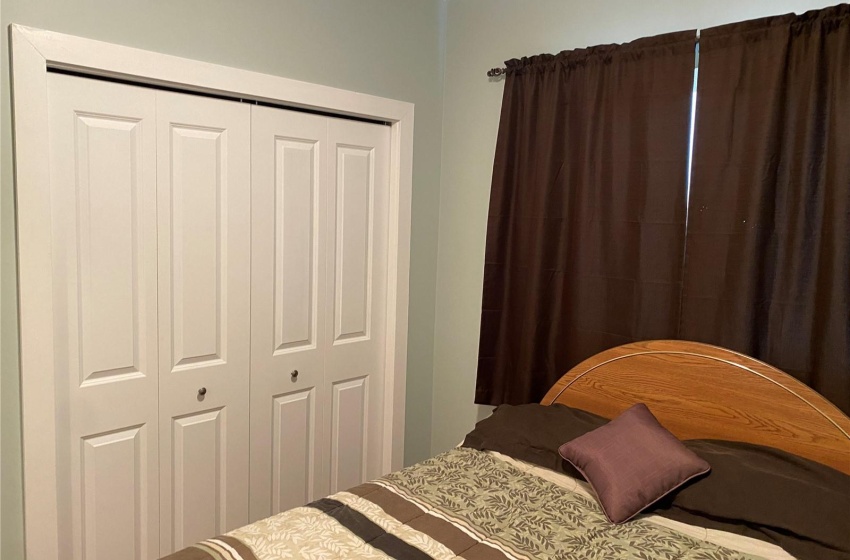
[681,6,850,412]
[476,31,697,405]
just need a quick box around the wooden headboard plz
[541,340,850,474]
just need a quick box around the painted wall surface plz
[430,0,838,455]
[0,1,445,556]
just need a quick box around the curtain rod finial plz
[487,67,507,78]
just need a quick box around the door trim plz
[10,24,412,560]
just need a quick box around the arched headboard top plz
[541,340,850,474]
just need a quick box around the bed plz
[161,340,850,560]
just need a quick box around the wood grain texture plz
[541,340,850,474]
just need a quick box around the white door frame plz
[10,24,412,560]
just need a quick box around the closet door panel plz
[169,125,227,367]
[47,73,159,560]
[249,106,328,521]
[330,377,368,492]
[171,409,226,546]
[271,390,316,512]
[157,92,251,554]
[80,427,148,560]
[334,146,372,341]
[325,119,391,492]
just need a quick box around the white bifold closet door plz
[324,118,390,495]
[156,92,251,553]
[249,107,390,520]
[46,73,251,559]
[45,70,389,557]
[249,107,329,521]
[47,73,160,560]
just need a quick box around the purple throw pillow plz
[558,403,710,524]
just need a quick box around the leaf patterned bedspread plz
[161,447,767,560]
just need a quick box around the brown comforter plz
[162,447,765,560]
[463,403,850,560]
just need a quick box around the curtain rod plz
[488,32,701,77]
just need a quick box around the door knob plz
[291,370,299,380]
[198,387,207,396]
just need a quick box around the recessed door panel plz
[81,426,148,560]
[170,126,226,369]
[75,115,146,386]
[330,377,368,493]
[274,138,318,352]
[334,147,373,342]
[249,106,327,521]
[47,73,160,560]
[172,409,225,549]
[272,390,316,512]
[158,91,250,554]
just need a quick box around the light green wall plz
[430,0,838,455]
[0,1,445,557]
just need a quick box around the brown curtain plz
[681,6,850,412]
[477,31,697,405]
